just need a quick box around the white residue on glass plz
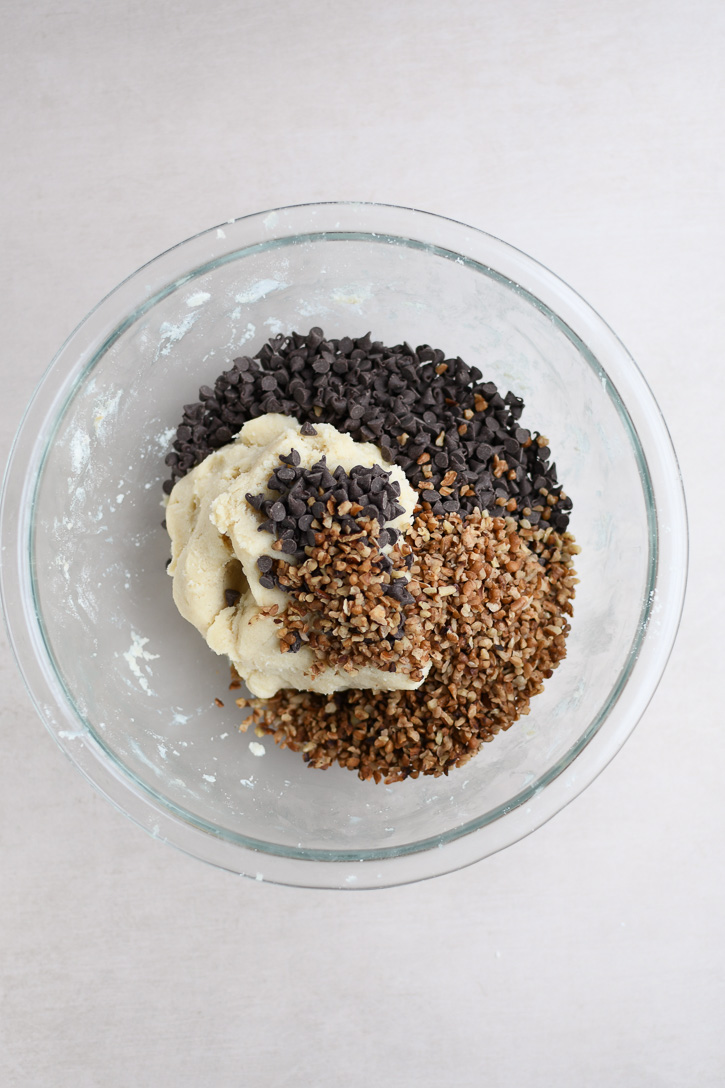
[235,279,287,305]
[122,631,160,695]
[223,315,256,353]
[235,321,256,347]
[297,299,327,318]
[70,430,90,475]
[76,576,99,625]
[154,311,199,359]
[249,741,265,757]
[186,291,211,308]
[331,283,373,307]
[129,738,163,777]
[93,389,123,437]
[155,426,176,450]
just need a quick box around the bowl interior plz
[30,225,652,858]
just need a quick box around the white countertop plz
[2,2,723,1085]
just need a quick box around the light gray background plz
[1,2,722,1086]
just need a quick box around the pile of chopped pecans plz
[272,516,429,682]
[238,509,579,783]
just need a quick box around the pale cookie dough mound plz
[166,413,423,697]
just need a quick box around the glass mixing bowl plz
[0,203,687,888]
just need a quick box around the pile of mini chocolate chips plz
[164,327,572,531]
[164,327,578,782]
[246,455,407,571]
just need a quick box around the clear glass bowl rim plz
[0,201,688,889]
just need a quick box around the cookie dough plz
[166,414,423,697]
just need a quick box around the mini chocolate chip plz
[386,580,413,604]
